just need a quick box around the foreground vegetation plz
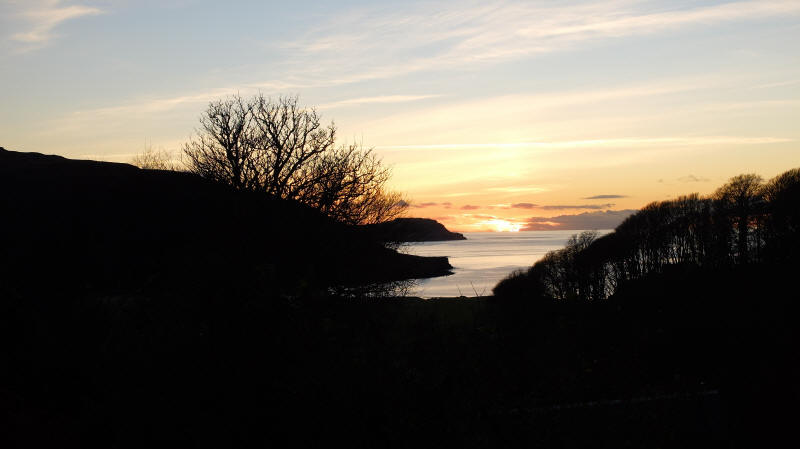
[1,148,798,447]
[3,262,796,447]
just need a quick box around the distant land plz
[360,217,467,242]
[0,147,453,291]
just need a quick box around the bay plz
[402,230,610,298]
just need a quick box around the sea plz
[402,230,610,298]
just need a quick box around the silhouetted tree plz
[520,231,599,300]
[295,143,405,225]
[183,95,260,190]
[497,169,798,302]
[713,174,764,264]
[761,168,800,261]
[183,94,408,224]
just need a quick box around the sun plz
[481,219,523,232]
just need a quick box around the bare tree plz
[130,145,179,171]
[296,143,408,225]
[249,95,337,198]
[182,96,260,190]
[183,93,408,224]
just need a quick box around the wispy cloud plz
[441,192,479,198]
[486,185,549,194]
[20,0,800,167]
[462,213,499,220]
[57,74,719,142]
[450,201,617,211]
[413,202,440,208]
[283,0,800,85]
[378,136,793,152]
[523,210,637,231]
[44,13,797,149]
[677,174,710,183]
[584,194,627,199]
[751,79,800,89]
[69,87,241,118]
[540,204,615,210]
[700,99,800,113]
[317,95,441,110]
[8,0,103,52]
[658,174,713,185]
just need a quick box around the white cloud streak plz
[73,87,241,118]
[378,136,793,152]
[317,95,441,110]
[354,75,754,146]
[751,79,800,89]
[53,91,441,137]
[22,0,800,161]
[283,0,800,85]
[8,0,103,51]
[63,0,798,120]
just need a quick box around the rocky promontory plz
[360,217,466,242]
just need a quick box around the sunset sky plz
[2,0,799,231]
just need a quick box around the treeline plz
[494,168,800,301]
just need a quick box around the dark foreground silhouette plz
[4,264,796,448]
[1,149,798,447]
[0,147,452,294]
[490,169,800,447]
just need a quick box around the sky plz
[1,0,799,232]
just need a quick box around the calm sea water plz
[403,230,610,298]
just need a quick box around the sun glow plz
[478,219,523,232]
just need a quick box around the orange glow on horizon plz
[474,219,523,233]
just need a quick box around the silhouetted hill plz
[360,217,466,242]
[0,147,451,295]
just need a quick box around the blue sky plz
[2,0,799,230]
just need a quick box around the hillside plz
[0,147,452,294]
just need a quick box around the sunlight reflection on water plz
[402,230,610,298]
